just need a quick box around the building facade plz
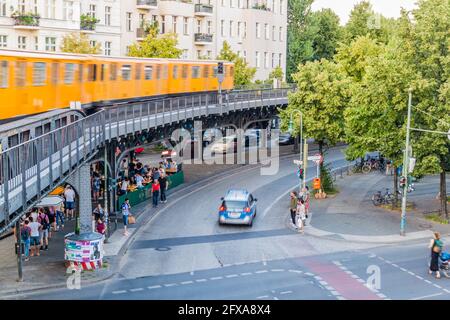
[0,0,286,80]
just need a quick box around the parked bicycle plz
[372,188,397,206]
[362,159,385,174]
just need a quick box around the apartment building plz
[0,0,286,80]
[0,0,121,55]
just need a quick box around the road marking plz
[444,289,450,293]
[225,274,238,278]
[210,276,223,280]
[332,261,342,266]
[410,293,443,300]
[424,280,433,284]
[337,296,346,300]
[273,297,279,300]
[180,281,194,285]
[240,272,252,276]
[304,272,314,276]
[319,281,328,286]
[257,295,269,299]
[147,285,162,289]
[330,290,340,296]
[280,291,293,295]
[112,290,127,294]
[289,269,303,274]
[129,288,144,292]
[255,270,268,274]
[271,269,284,272]
[433,284,442,289]
[195,278,207,282]
[164,283,177,287]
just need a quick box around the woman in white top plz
[296,199,306,233]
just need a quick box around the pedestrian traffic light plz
[217,62,224,75]
[400,176,406,188]
[297,168,304,180]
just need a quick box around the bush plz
[320,163,336,193]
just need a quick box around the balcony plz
[194,3,213,16]
[137,0,158,10]
[136,28,149,40]
[194,33,213,45]
[11,12,40,30]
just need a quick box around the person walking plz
[303,186,310,218]
[289,191,298,227]
[92,204,105,231]
[152,179,160,208]
[37,210,50,251]
[92,173,101,202]
[296,199,306,234]
[47,206,56,237]
[20,220,32,261]
[28,216,42,257]
[55,202,65,231]
[96,218,107,236]
[159,173,168,203]
[121,198,131,236]
[429,232,443,279]
[64,185,76,220]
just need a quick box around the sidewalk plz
[304,171,450,243]
[0,143,304,297]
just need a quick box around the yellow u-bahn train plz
[0,49,234,122]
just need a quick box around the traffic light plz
[217,62,224,75]
[297,168,304,180]
[399,176,406,188]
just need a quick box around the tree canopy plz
[216,41,256,86]
[60,32,101,54]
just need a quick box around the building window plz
[196,19,201,33]
[280,0,283,14]
[272,25,275,40]
[272,0,275,12]
[90,40,96,48]
[264,23,269,39]
[255,51,260,68]
[230,0,233,7]
[264,52,268,68]
[104,41,111,55]
[45,0,56,19]
[221,0,225,6]
[45,37,56,51]
[126,12,132,31]
[279,26,282,41]
[207,20,212,34]
[229,20,233,37]
[89,4,96,18]
[33,0,38,15]
[63,1,74,20]
[139,13,145,27]
[126,46,131,55]
[244,22,247,38]
[256,22,260,38]
[221,20,225,37]
[34,36,38,50]
[207,50,212,59]
[0,35,6,48]
[182,49,188,59]
[0,0,7,16]
[161,16,165,33]
[237,22,241,38]
[197,50,201,59]
[152,15,157,24]
[243,50,246,62]
[278,53,282,66]
[172,16,177,33]
[105,6,111,26]
[18,0,25,13]
[183,17,188,35]
[18,36,26,49]
[271,53,275,68]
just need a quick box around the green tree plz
[216,41,256,86]
[310,9,342,61]
[267,66,284,82]
[60,32,101,54]
[282,59,351,156]
[128,23,182,58]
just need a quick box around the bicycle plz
[372,188,396,206]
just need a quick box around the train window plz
[163,65,168,79]
[172,66,178,79]
[51,62,59,84]
[202,65,209,78]
[144,65,153,80]
[121,65,131,80]
[15,61,26,87]
[78,64,83,82]
[33,62,46,86]
[156,65,161,79]
[212,66,218,78]
[110,63,117,80]
[88,64,97,81]
[0,61,7,88]
[135,64,141,80]
[64,63,75,84]
[182,65,188,79]
[100,64,105,81]
[192,66,200,79]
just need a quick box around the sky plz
[311,0,418,25]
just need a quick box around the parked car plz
[218,189,257,226]
[278,132,295,145]
[210,135,237,154]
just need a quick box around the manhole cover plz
[155,247,171,251]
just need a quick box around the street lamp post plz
[289,110,304,189]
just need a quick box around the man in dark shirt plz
[159,174,168,203]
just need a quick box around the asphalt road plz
[13,147,450,300]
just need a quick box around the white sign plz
[408,157,416,173]
[293,160,303,165]
[308,154,323,164]
[448,129,450,141]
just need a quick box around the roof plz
[34,195,64,207]
[224,189,250,201]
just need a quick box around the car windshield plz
[224,200,247,209]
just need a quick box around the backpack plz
[40,215,50,230]
[94,178,101,189]
[20,227,30,241]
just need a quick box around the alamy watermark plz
[170,121,280,176]
[66,265,81,290]
[367,14,382,30]
[366,265,381,290]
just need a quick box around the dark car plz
[278,133,295,145]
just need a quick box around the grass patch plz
[380,201,415,212]
[425,213,449,225]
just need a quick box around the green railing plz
[117,171,185,209]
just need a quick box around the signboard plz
[293,160,303,165]
[308,154,323,164]
[408,157,416,173]
[64,234,103,264]
[313,178,321,190]
[448,129,450,141]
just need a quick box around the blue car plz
[218,189,257,226]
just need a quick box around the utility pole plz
[303,139,308,190]
[400,88,413,236]
[104,146,109,241]
[16,220,23,282]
